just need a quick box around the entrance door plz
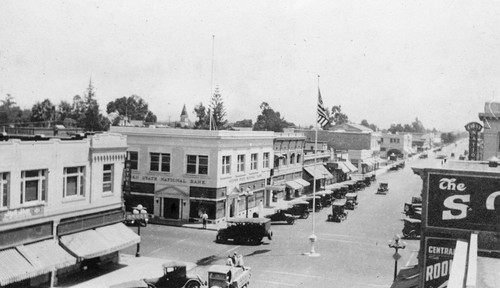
[162,198,181,219]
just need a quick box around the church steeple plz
[180,104,188,117]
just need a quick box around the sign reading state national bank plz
[427,172,500,232]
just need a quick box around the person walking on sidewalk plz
[201,211,208,229]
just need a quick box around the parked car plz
[305,196,322,212]
[419,153,428,159]
[207,264,251,288]
[402,218,421,239]
[216,218,273,245]
[109,261,205,288]
[327,198,348,222]
[345,193,358,210]
[265,209,298,224]
[377,182,389,194]
[285,200,310,219]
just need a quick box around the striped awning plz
[61,223,139,259]
[344,160,358,172]
[294,179,310,187]
[304,165,334,180]
[0,248,39,286]
[286,180,302,190]
[17,239,76,274]
[335,162,350,173]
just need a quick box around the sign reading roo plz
[427,173,500,232]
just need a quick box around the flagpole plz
[304,75,321,257]
[209,35,215,131]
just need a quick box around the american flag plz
[317,88,329,128]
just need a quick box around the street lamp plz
[243,188,253,218]
[133,204,148,257]
[388,234,406,281]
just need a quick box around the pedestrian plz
[233,252,244,268]
[226,255,234,266]
[201,211,208,229]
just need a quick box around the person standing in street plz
[201,211,208,229]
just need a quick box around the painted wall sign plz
[0,206,44,222]
[423,237,456,288]
[427,173,500,232]
[464,122,482,161]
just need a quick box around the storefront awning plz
[95,223,140,252]
[335,162,350,173]
[362,158,376,166]
[343,160,358,173]
[265,185,285,191]
[17,239,76,275]
[60,223,139,259]
[286,180,302,190]
[304,165,334,180]
[0,248,40,286]
[294,179,310,187]
[390,265,419,288]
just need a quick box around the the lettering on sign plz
[424,237,456,288]
[425,260,453,282]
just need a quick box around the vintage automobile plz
[377,182,389,194]
[404,197,422,219]
[419,153,428,159]
[305,195,322,212]
[109,261,205,288]
[207,265,251,288]
[327,198,348,222]
[332,185,349,199]
[318,190,334,207]
[265,209,298,224]
[216,218,273,245]
[285,200,310,219]
[353,180,366,191]
[345,193,358,210]
[402,218,421,239]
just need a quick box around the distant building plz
[478,102,500,160]
[0,133,135,287]
[179,104,193,128]
[380,132,414,159]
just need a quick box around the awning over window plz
[95,223,141,252]
[335,162,350,173]
[60,223,139,259]
[294,179,310,187]
[286,180,302,190]
[17,239,76,275]
[304,165,334,179]
[0,248,40,286]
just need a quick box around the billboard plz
[423,237,456,288]
[427,172,500,232]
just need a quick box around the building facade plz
[478,102,500,160]
[0,133,136,287]
[110,127,275,224]
[380,132,413,159]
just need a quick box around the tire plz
[147,284,157,288]
[301,212,309,219]
[185,281,201,288]
[286,218,295,225]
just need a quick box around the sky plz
[1,0,500,132]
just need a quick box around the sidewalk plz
[57,254,196,288]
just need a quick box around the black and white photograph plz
[0,1,499,287]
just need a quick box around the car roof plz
[162,261,187,268]
[404,218,421,223]
[227,217,271,224]
[332,198,347,206]
[345,193,357,197]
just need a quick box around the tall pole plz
[209,35,215,131]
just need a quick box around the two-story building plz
[380,132,413,159]
[269,132,309,201]
[0,133,136,287]
[110,127,275,224]
[478,101,500,160]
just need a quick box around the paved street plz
[119,155,448,288]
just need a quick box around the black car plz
[265,209,298,224]
[216,218,273,245]
[285,200,310,219]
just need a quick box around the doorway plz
[162,198,181,219]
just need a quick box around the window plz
[237,154,245,173]
[297,154,301,164]
[0,172,9,208]
[290,153,295,164]
[63,166,85,197]
[20,170,47,204]
[263,152,270,168]
[222,156,231,174]
[150,153,171,172]
[187,155,208,175]
[103,164,114,193]
[251,153,258,170]
[128,151,138,170]
[380,138,384,143]
[283,154,288,165]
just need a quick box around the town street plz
[120,152,461,288]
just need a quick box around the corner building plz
[110,127,275,224]
[0,133,138,287]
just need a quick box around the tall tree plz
[106,95,156,123]
[253,102,294,132]
[77,80,110,131]
[193,102,209,129]
[209,87,228,129]
[329,105,349,126]
[0,94,17,124]
[30,99,55,125]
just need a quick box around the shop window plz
[103,164,114,193]
[63,166,85,197]
[20,169,47,204]
[150,152,171,172]
[237,154,245,173]
[251,153,258,170]
[187,155,208,175]
[128,151,138,170]
[0,172,9,208]
[222,155,231,174]
[263,152,270,168]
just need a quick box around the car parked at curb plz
[265,209,299,224]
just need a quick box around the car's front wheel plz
[185,281,201,288]
[286,218,295,225]
[301,212,309,219]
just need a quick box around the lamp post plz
[243,188,253,218]
[388,234,406,281]
[133,204,148,257]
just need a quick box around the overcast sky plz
[1,0,499,131]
